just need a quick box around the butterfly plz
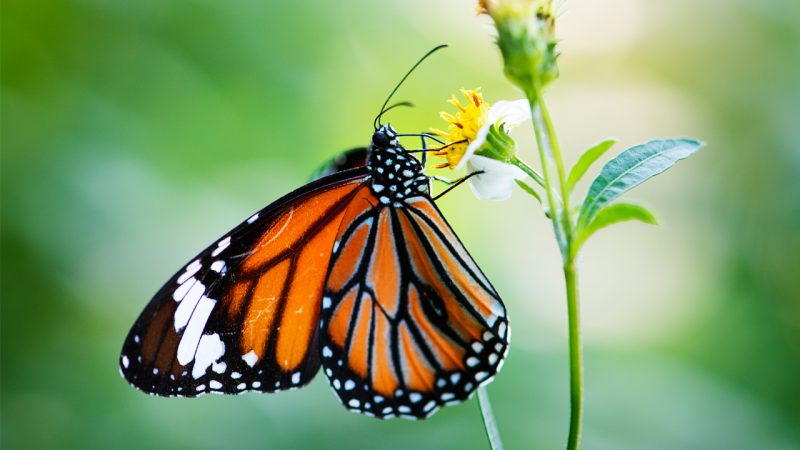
[119,47,509,420]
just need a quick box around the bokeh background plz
[3,0,799,448]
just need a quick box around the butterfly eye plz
[372,130,392,148]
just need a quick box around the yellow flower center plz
[431,88,490,169]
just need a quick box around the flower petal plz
[456,124,492,170]
[487,99,530,129]
[455,98,530,171]
[466,155,526,201]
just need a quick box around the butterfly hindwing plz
[319,192,509,419]
[120,169,369,397]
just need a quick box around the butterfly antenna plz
[373,101,414,127]
[374,44,448,130]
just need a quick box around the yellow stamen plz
[431,88,490,169]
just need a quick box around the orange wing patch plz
[327,219,372,292]
[275,212,344,371]
[397,211,484,342]
[406,198,494,290]
[408,284,464,371]
[367,211,402,318]
[320,191,508,420]
[328,285,358,348]
[241,183,362,273]
[398,322,435,392]
[240,259,289,361]
[347,293,373,378]
[226,180,365,371]
[370,311,398,396]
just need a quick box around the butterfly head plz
[371,125,399,149]
[367,125,429,205]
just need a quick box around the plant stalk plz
[527,87,583,450]
[563,259,582,450]
[478,386,504,450]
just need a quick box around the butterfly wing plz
[309,147,369,181]
[319,193,509,419]
[120,168,369,397]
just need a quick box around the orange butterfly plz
[120,48,509,420]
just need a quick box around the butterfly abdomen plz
[367,125,429,206]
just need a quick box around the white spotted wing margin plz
[119,168,369,398]
[319,194,509,420]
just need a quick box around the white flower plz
[465,154,526,201]
[434,91,530,201]
[455,99,531,170]
[459,99,530,201]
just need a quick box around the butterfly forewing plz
[319,192,509,419]
[120,169,369,397]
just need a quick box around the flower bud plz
[479,0,559,95]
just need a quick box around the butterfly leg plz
[431,175,457,185]
[419,133,429,167]
[432,170,485,201]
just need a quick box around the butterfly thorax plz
[367,125,429,206]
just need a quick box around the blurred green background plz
[3,0,799,448]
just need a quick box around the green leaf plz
[578,138,703,227]
[575,203,657,249]
[515,179,543,205]
[566,138,616,193]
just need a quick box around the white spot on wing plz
[172,277,195,302]
[211,236,231,257]
[177,260,202,284]
[191,332,225,379]
[344,379,355,390]
[209,380,222,389]
[174,283,207,331]
[121,355,129,369]
[176,296,217,365]
[212,361,227,374]
[210,260,226,273]
[292,372,301,385]
[242,350,258,367]
[247,213,259,224]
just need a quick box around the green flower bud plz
[479,0,559,96]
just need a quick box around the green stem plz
[564,260,582,450]
[511,156,546,189]
[526,87,583,450]
[477,386,504,450]
[526,92,567,253]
